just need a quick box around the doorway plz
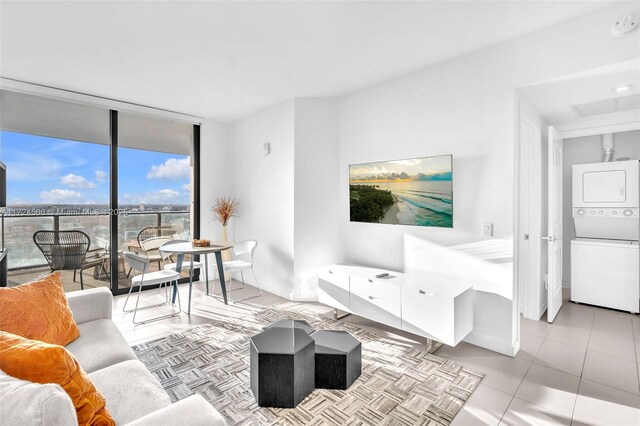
[515,61,640,323]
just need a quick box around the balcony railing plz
[1,210,190,271]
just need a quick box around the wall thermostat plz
[612,13,639,36]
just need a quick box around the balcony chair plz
[122,251,181,325]
[137,225,175,246]
[33,230,107,290]
[138,235,173,268]
[126,226,176,276]
[219,240,261,302]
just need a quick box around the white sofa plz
[1,287,226,426]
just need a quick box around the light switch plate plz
[482,222,493,237]
[263,142,270,155]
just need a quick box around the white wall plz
[517,101,547,321]
[199,119,233,279]
[198,3,638,356]
[200,119,232,240]
[562,130,640,286]
[293,98,342,299]
[337,4,639,355]
[229,100,296,299]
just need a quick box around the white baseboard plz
[291,291,318,302]
[257,281,294,300]
[211,276,294,301]
[464,331,518,357]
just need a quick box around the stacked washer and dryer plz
[571,159,640,313]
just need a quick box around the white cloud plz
[95,170,108,182]
[182,183,190,192]
[147,158,190,180]
[5,153,63,182]
[61,173,96,189]
[40,189,84,204]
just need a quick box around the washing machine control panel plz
[573,208,638,218]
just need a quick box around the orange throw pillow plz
[0,331,115,426]
[0,272,80,345]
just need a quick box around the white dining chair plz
[160,240,208,314]
[221,240,261,301]
[122,251,181,325]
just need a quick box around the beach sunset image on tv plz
[349,155,453,227]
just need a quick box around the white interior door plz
[546,126,563,322]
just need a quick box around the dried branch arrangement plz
[211,197,239,226]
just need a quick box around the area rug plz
[132,302,483,425]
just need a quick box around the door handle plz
[418,290,435,296]
[542,235,555,242]
[368,279,373,283]
[368,296,376,300]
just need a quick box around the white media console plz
[318,264,473,347]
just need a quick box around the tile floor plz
[444,296,640,426]
[112,282,640,426]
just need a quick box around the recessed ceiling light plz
[612,84,633,93]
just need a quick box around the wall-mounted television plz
[349,154,452,227]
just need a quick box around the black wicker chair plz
[33,230,107,289]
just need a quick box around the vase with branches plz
[211,197,239,261]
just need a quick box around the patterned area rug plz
[132,302,483,425]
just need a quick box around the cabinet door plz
[401,287,454,346]
[318,268,350,312]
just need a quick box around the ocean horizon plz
[352,180,452,227]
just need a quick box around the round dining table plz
[160,241,233,313]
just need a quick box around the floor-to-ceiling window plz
[0,89,199,292]
[113,112,195,291]
[0,90,111,290]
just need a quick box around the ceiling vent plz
[572,94,640,117]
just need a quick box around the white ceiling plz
[0,1,624,121]
[518,59,640,125]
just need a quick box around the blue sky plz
[350,155,452,181]
[0,132,191,205]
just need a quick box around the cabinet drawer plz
[318,268,349,290]
[351,276,401,304]
[350,294,401,329]
[318,268,350,312]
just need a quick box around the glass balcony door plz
[113,112,195,292]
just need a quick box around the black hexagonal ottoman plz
[311,330,361,390]
[263,319,315,335]
[250,327,315,408]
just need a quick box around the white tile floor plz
[113,282,640,426]
[445,296,640,426]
